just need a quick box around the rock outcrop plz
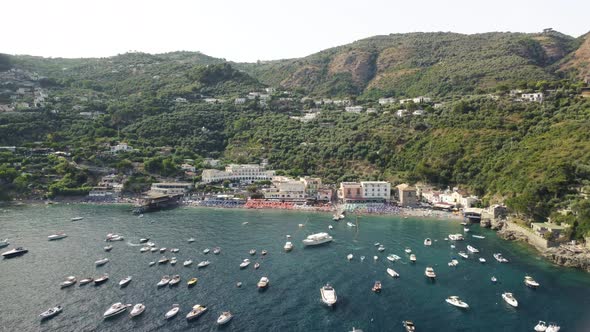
[544,246,590,272]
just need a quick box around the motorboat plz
[94,274,109,285]
[360,256,365,262]
[186,304,207,320]
[183,260,193,267]
[160,248,167,253]
[60,276,77,288]
[39,305,62,320]
[261,250,268,256]
[374,242,381,247]
[329,225,334,229]
[373,256,378,261]
[461,222,468,226]
[286,235,292,238]
[240,259,251,268]
[71,217,84,221]
[170,248,180,253]
[169,275,181,287]
[320,284,337,306]
[387,254,401,262]
[79,277,93,286]
[372,281,382,293]
[467,245,479,253]
[302,232,333,246]
[0,239,8,248]
[524,276,540,288]
[165,304,180,319]
[339,214,345,219]
[347,254,354,261]
[405,248,412,254]
[448,234,464,241]
[298,224,304,228]
[424,238,432,246]
[403,321,416,332]
[213,247,221,254]
[464,227,470,232]
[236,282,242,287]
[479,257,486,263]
[493,253,509,263]
[158,257,169,264]
[130,303,145,317]
[187,238,195,243]
[387,268,400,278]
[243,222,249,225]
[140,247,149,253]
[446,296,469,309]
[410,254,417,262]
[502,292,518,307]
[377,245,385,252]
[139,238,149,243]
[170,257,177,265]
[150,248,159,252]
[448,260,458,267]
[546,324,561,332]
[350,327,364,332]
[257,276,269,288]
[95,258,109,266]
[103,302,130,318]
[254,262,260,269]
[149,261,156,266]
[1,247,28,258]
[119,276,132,287]
[104,245,113,252]
[332,215,340,221]
[249,249,256,255]
[105,234,124,242]
[203,248,210,254]
[450,244,456,249]
[157,275,171,287]
[458,251,469,259]
[425,267,436,279]
[147,242,156,247]
[48,232,67,241]
[491,276,497,283]
[197,260,210,268]
[535,321,548,332]
[347,222,356,227]
[217,311,233,325]
[187,278,198,287]
[284,242,293,252]
[472,235,485,239]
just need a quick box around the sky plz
[2,0,589,62]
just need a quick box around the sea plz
[1,204,589,332]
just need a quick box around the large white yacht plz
[320,284,337,306]
[502,292,518,307]
[48,232,68,241]
[103,303,129,318]
[239,259,251,268]
[303,233,333,246]
[525,276,540,288]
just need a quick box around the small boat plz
[524,276,540,288]
[48,232,67,241]
[546,324,561,332]
[464,227,470,232]
[372,281,382,293]
[387,254,401,262]
[139,238,149,243]
[461,222,468,226]
[332,215,340,221]
[360,256,365,262]
[169,275,181,287]
[217,311,233,325]
[286,235,291,238]
[535,321,548,332]
[458,251,469,259]
[387,268,400,278]
[502,292,518,307]
[347,222,356,227]
[79,277,93,286]
[60,276,77,288]
[197,260,210,268]
[187,238,195,243]
[213,247,221,254]
[467,245,479,253]
[448,260,458,267]
[448,234,464,241]
[243,221,249,225]
[424,238,432,246]
[403,321,416,332]
[472,235,485,239]
[373,255,378,261]
[446,296,469,309]
[339,214,345,219]
[328,225,334,229]
[424,267,436,279]
[261,250,268,256]
[140,247,149,253]
[491,276,497,283]
[405,248,412,254]
[254,262,260,269]
[160,248,167,253]
[236,282,242,287]
[240,259,251,268]
[165,304,180,319]
[479,257,486,263]
[40,305,62,320]
[103,303,129,318]
[450,244,456,249]
[249,249,256,255]
[284,242,293,252]
[149,261,156,266]
[1,247,28,258]
[377,245,385,252]
[320,284,337,306]
[350,327,364,332]
[302,232,333,246]
[183,260,193,267]
[71,217,83,221]
[158,257,169,264]
[157,275,171,287]
[257,276,269,288]
[374,242,381,247]
[105,234,124,242]
[493,253,509,263]
[410,254,416,262]
[170,257,177,265]
[347,254,354,261]
[150,248,158,252]
[203,248,210,254]
[119,276,132,287]
[186,304,207,320]
[0,239,9,248]
[94,274,109,285]
[95,258,109,266]
[170,248,179,253]
[104,245,113,252]
[147,242,155,247]
[130,303,145,317]
[298,224,304,228]
[187,278,198,287]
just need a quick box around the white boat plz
[448,260,458,267]
[450,244,456,248]
[360,256,365,262]
[197,260,210,268]
[493,253,509,263]
[1,247,28,258]
[130,303,145,317]
[403,321,416,332]
[254,262,260,269]
[502,292,518,307]
[105,234,124,242]
[535,321,548,332]
[243,222,249,225]
[40,305,62,320]
[147,242,155,247]
[347,222,356,227]
[217,311,233,325]
[169,275,181,287]
[95,258,109,266]
[79,277,93,286]
[458,251,469,259]
[377,245,385,252]
[213,247,221,254]
[464,227,470,232]
[0,239,9,248]
[249,249,256,255]
[71,217,83,221]
[48,232,67,241]
[186,304,207,320]
[203,248,210,254]
[139,238,149,243]
[546,324,561,332]
[467,245,479,253]
[446,296,469,309]
[424,238,432,246]
[170,257,177,265]
[160,248,167,253]
[103,303,129,318]
[424,267,436,279]
[188,238,195,243]
[387,254,401,262]
[320,284,337,306]
[284,242,293,252]
[149,261,156,266]
[374,242,380,247]
[119,276,132,287]
[261,249,268,256]
[491,276,497,283]
[448,234,464,241]
[104,245,113,252]
[239,259,251,268]
[298,224,304,228]
[94,274,109,285]
[332,215,340,221]
[302,232,333,246]
[158,257,169,264]
[410,254,416,262]
[257,276,269,288]
[60,276,77,288]
[328,225,334,229]
[150,248,158,252]
[170,248,180,253]
[524,276,540,288]
[405,248,412,254]
[157,275,171,287]
[472,235,485,239]
[387,268,400,278]
[479,257,486,263]
[339,214,345,219]
[183,260,193,267]
[347,254,354,261]
[286,235,291,238]
[373,255,378,261]
[165,304,180,319]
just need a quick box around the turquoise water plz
[1,204,590,332]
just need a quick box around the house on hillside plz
[521,93,544,102]
[396,183,417,207]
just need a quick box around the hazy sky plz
[3,0,588,62]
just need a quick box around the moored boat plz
[502,292,518,307]
[170,257,177,265]
[493,253,509,263]
[187,238,195,243]
[95,258,109,266]
[525,276,540,288]
[546,324,561,332]
[48,232,67,241]
[448,234,464,241]
[94,274,109,285]
[213,247,221,254]
[424,238,432,246]
[119,276,132,287]
[169,275,181,287]
[183,260,193,267]
[39,305,62,320]
[103,302,129,318]
[479,257,486,263]
[377,245,385,252]
[158,257,169,264]
[467,245,479,253]
[446,296,469,309]
[187,277,198,287]
[60,276,77,288]
[387,268,400,278]
[284,242,293,252]
[535,321,548,332]
[302,232,333,246]
[186,304,207,320]
[71,217,84,221]
[197,260,210,268]
[254,262,260,269]
[1,247,28,258]
[257,276,269,288]
[405,248,412,254]
[130,303,145,317]
[79,277,93,286]
[372,281,382,293]
[239,259,251,268]
[320,284,337,306]
[165,304,180,319]
[387,254,401,262]
[203,248,210,254]
[104,245,113,252]
[139,238,149,243]
[472,235,485,239]
[403,320,416,332]
[249,249,256,255]
[410,254,417,262]
[425,267,436,279]
[0,239,9,248]
[217,311,233,325]
[347,254,353,261]
[157,275,171,287]
[458,251,469,259]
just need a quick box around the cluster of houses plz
[0,68,48,112]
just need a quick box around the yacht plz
[254,262,260,269]
[203,248,210,254]
[149,261,156,266]
[71,217,84,221]
[377,245,385,252]
[94,274,109,285]
[139,246,148,252]
[524,276,540,288]
[347,254,354,261]
[197,260,210,268]
[387,254,401,262]
[104,245,113,252]
[119,276,132,287]
[157,275,171,287]
[60,276,77,288]
[403,321,416,332]
[183,260,193,267]
[39,305,62,320]
[410,254,417,262]
[165,304,180,319]
[374,242,381,247]
[405,248,412,254]
[479,257,486,263]
[105,234,124,242]
[0,239,8,248]
[493,253,509,263]
[448,234,464,241]
[158,257,169,264]
[261,250,268,256]
[424,238,432,246]
[535,321,548,332]
[103,303,129,318]
[187,278,198,287]
[502,292,518,307]
[130,303,145,317]
[372,281,382,293]
[150,248,159,252]
[458,251,469,259]
[48,232,67,241]
[387,268,400,278]
[472,235,485,239]
[170,257,177,265]
[320,284,337,306]
[467,245,479,253]
[236,282,242,288]
[170,248,180,253]
[139,238,149,243]
[186,304,207,320]
[446,296,469,309]
[302,233,333,246]
[257,276,269,288]
[79,277,93,286]
[95,258,109,266]
[213,247,221,254]
[160,248,167,253]
[1,247,28,258]
[217,311,233,325]
[448,260,458,267]
[169,275,181,287]
[243,222,249,225]
[332,214,341,221]
[239,259,251,268]
[299,224,304,228]
[284,242,293,252]
[425,267,436,279]
[249,249,256,255]
[187,238,195,243]
[546,324,561,332]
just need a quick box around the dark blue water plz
[1,204,589,332]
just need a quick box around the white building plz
[521,93,544,102]
[202,164,275,184]
[396,109,408,117]
[234,98,246,104]
[110,142,134,153]
[378,97,396,105]
[181,163,196,172]
[174,97,187,103]
[204,98,219,104]
[361,181,391,201]
[263,176,307,201]
[203,158,220,167]
[150,182,193,196]
[345,106,363,113]
[412,110,425,116]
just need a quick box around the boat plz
[284,242,293,252]
[158,257,169,264]
[286,235,291,238]
[524,276,540,288]
[502,292,518,307]
[298,224,304,228]
[254,262,260,269]
[403,320,416,332]
[236,282,242,287]
[213,247,221,254]
[347,222,356,227]
[374,242,381,247]
[1,247,28,258]
[446,296,469,309]
[458,251,469,259]
[183,260,193,267]
[94,274,109,285]
[147,241,155,247]
[448,234,464,241]
[203,248,210,254]
[472,235,485,239]
[464,227,470,232]
[95,258,109,266]
[405,248,412,254]
[139,238,149,243]
[71,217,83,221]
[39,305,62,320]
[410,254,417,262]
[149,261,156,266]
[217,311,233,325]
[160,248,167,253]
[239,259,251,268]
[157,275,171,287]
[249,249,256,255]
[339,214,345,219]
[535,321,548,332]
[197,260,210,268]
[105,234,124,242]
[373,255,378,261]
[377,245,385,252]
[491,276,497,283]
[302,232,333,246]
[119,276,132,287]
[546,324,561,332]
[467,245,479,253]
[103,303,129,318]
[450,244,456,248]
[169,275,181,287]
[350,327,364,332]
[48,232,67,241]
[424,238,432,246]
[461,222,468,226]
[493,253,509,263]
[332,215,340,221]
[187,278,198,287]
[60,276,77,288]
[257,276,269,288]
[360,256,365,262]
[425,267,436,279]
[347,254,354,261]
[387,268,399,278]
[170,248,179,253]
[186,304,207,320]
[448,260,458,267]
[170,257,177,265]
[104,245,113,252]
[0,239,8,248]
[387,254,401,262]
[187,238,195,243]
[320,284,337,306]
[479,257,486,263]
[79,277,93,286]
[165,304,180,319]
[372,281,382,293]
[130,303,145,317]
[150,248,158,252]
[261,250,268,256]
[328,225,334,229]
